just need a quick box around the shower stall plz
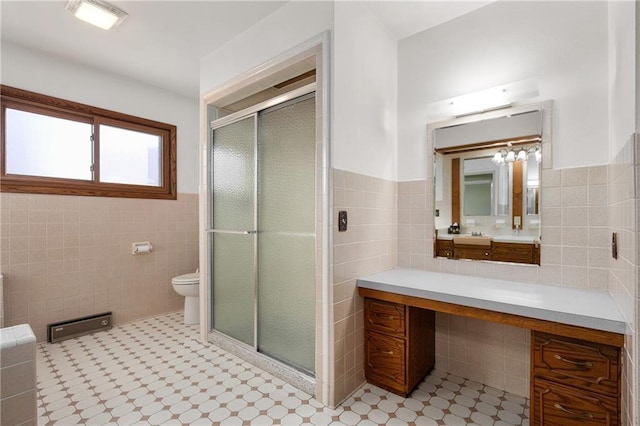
[207,85,317,380]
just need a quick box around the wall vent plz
[47,312,112,343]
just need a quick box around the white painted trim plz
[318,30,333,408]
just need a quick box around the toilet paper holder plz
[132,242,153,255]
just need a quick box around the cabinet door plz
[435,240,454,258]
[365,331,406,395]
[454,246,491,261]
[532,379,618,426]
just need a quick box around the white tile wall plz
[1,324,37,426]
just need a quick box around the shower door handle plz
[206,229,258,235]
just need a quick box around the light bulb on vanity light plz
[505,150,516,163]
[516,149,528,161]
[492,152,505,165]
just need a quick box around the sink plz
[453,235,492,246]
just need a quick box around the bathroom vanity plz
[358,269,625,425]
[435,234,540,265]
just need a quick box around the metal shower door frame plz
[208,83,316,353]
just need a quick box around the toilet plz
[171,271,199,325]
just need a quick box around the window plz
[1,85,176,199]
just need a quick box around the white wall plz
[199,1,333,95]
[1,42,200,194]
[333,2,398,180]
[398,1,609,181]
[609,1,637,158]
[200,1,397,181]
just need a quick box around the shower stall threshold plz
[208,330,316,396]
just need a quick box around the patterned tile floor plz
[37,311,529,425]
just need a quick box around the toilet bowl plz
[171,271,199,325]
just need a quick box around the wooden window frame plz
[1,85,177,199]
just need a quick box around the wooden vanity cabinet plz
[492,242,537,264]
[435,239,454,258]
[531,331,621,425]
[435,238,541,265]
[364,298,435,396]
[453,243,491,261]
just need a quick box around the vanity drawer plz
[365,299,405,336]
[454,245,491,261]
[532,378,618,425]
[533,332,620,396]
[492,242,534,263]
[365,331,406,393]
[435,239,454,258]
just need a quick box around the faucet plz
[513,216,521,235]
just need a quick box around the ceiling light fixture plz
[66,0,128,31]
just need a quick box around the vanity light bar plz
[492,145,541,165]
[427,78,539,119]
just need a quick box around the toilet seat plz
[172,272,199,285]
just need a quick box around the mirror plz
[432,108,544,265]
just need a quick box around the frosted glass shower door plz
[257,95,316,374]
[209,90,316,376]
[211,115,256,347]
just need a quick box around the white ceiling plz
[1,1,493,100]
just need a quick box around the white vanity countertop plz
[491,235,540,243]
[437,234,539,243]
[357,268,626,334]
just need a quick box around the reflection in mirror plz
[463,157,509,216]
[526,153,540,215]
[432,108,544,265]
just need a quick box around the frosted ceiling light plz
[66,0,128,31]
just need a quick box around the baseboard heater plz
[47,312,112,343]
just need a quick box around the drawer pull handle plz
[379,349,394,355]
[554,354,593,368]
[553,403,594,420]
[374,314,396,320]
